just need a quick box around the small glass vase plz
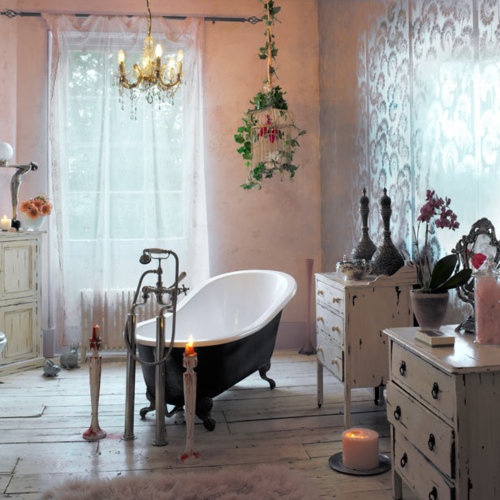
[410,290,449,331]
[22,215,46,231]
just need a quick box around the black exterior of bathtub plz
[137,311,282,430]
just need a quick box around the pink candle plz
[342,428,379,470]
[475,275,500,344]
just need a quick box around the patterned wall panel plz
[352,0,500,268]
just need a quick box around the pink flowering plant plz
[19,195,52,220]
[413,190,471,293]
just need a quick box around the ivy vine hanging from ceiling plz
[234,0,306,190]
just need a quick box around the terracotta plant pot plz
[410,290,449,331]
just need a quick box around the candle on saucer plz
[342,428,379,470]
[1,215,11,231]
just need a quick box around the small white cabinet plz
[315,265,416,428]
[0,232,43,374]
[385,326,500,500]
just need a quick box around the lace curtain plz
[353,0,500,258]
[44,14,208,345]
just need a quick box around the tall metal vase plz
[372,188,404,276]
[352,188,376,261]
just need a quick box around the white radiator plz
[80,288,159,351]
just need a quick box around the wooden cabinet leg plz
[317,361,323,408]
[344,381,351,429]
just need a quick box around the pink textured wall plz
[0,0,321,349]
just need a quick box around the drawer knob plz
[331,326,341,333]
[317,316,324,323]
[428,433,435,451]
[399,361,406,376]
[400,452,408,468]
[431,382,440,399]
[317,290,324,296]
[428,486,438,500]
[393,405,402,421]
[332,297,342,304]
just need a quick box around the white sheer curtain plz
[44,14,208,346]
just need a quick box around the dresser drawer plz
[390,341,455,423]
[316,333,343,380]
[316,302,343,346]
[393,431,454,500]
[387,382,455,478]
[316,279,344,315]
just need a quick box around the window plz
[46,15,208,344]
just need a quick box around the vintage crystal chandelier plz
[117,0,183,106]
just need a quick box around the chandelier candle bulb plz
[342,428,379,471]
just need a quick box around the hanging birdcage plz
[250,107,295,171]
[234,0,306,190]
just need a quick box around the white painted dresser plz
[0,231,43,374]
[315,265,416,428]
[385,326,500,500]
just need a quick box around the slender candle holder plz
[180,337,200,462]
[82,324,107,441]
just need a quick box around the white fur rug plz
[40,464,319,499]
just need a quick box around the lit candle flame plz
[185,335,195,356]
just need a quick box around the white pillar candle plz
[1,215,11,230]
[342,428,379,470]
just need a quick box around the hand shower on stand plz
[123,248,188,446]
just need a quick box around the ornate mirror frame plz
[452,218,500,333]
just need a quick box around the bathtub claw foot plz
[196,397,216,431]
[258,361,276,390]
[140,390,155,419]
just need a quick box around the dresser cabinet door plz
[0,302,38,362]
[0,239,37,299]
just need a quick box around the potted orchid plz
[411,190,472,330]
[413,190,471,293]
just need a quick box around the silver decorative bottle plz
[352,188,376,261]
[372,188,404,275]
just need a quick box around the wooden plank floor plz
[0,351,418,499]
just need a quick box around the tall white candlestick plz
[180,340,200,462]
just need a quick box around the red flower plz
[470,252,487,270]
[268,128,278,143]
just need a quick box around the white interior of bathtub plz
[134,270,297,347]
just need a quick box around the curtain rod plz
[0,8,261,24]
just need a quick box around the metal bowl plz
[336,258,369,280]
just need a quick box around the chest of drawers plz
[385,326,500,500]
[315,265,415,428]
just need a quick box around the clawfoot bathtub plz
[135,269,297,430]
